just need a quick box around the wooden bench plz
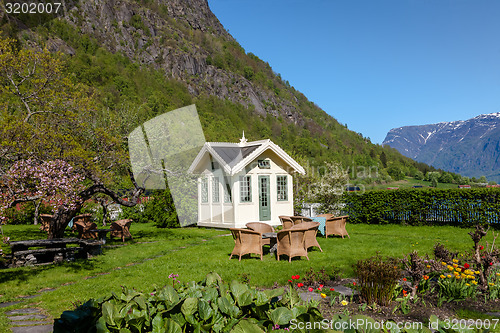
[9,238,102,267]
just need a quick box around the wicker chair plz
[39,214,52,233]
[110,219,133,242]
[289,216,313,225]
[74,221,98,239]
[276,226,309,262]
[229,228,263,261]
[316,214,350,238]
[246,222,274,246]
[291,222,323,252]
[72,214,92,232]
[279,216,294,229]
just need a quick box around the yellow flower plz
[453,263,458,268]
[472,281,478,285]
[453,271,459,276]
[453,259,459,263]
[461,273,466,278]
[448,266,454,271]
[455,275,461,279]
[321,293,326,298]
[489,282,495,286]
[475,271,480,275]
[470,276,475,280]
[440,275,446,279]
[455,267,461,272]
[466,283,470,286]
[341,300,348,306]
[447,275,452,278]
[442,262,447,266]
[426,265,431,268]
[496,273,500,276]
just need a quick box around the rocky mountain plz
[383,113,500,181]
[1,0,433,177]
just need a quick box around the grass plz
[364,177,460,190]
[0,222,497,330]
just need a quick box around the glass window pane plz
[239,176,251,202]
[277,175,288,201]
[213,177,220,203]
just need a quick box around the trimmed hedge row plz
[342,188,500,226]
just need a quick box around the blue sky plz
[207,0,500,144]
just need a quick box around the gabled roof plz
[188,138,306,176]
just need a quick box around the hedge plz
[342,188,500,226]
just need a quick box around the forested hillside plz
[0,0,438,185]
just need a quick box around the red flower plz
[423,275,429,280]
[308,287,314,292]
[464,263,470,269]
[353,282,356,286]
[402,278,407,282]
[402,290,407,295]
[319,284,324,288]
[490,262,493,266]
[295,275,300,279]
[317,287,322,291]
[479,245,484,250]
[330,288,335,291]
[297,283,304,288]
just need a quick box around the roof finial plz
[239,131,248,146]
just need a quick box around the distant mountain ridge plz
[383,113,500,182]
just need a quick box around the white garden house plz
[188,133,305,228]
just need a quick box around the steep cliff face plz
[50,0,301,121]
[383,113,500,181]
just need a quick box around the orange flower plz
[423,275,429,280]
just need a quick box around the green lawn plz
[0,222,495,330]
[364,176,460,190]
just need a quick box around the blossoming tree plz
[0,35,144,238]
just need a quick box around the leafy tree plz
[0,35,143,238]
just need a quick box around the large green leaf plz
[96,316,110,333]
[198,299,213,322]
[230,281,249,300]
[268,307,293,326]
[217,296,241,318]
[263,288,284,299]
[254,291,269,307]
[163,318,183,333]
[230,319,265,333]
[102,302,117,327]
[202,287,219,302]
[205,272,223,287]
[157,285,180,306]
[181,297,199,316]
[237,290,254,307]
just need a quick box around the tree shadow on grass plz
[0,259,96,285]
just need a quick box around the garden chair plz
[276,226,309,262]
[291,221,322,252]
[229,228,263,261]
[316,214,350,238]
[246,222,274,246]
[110,219,133,242]
[289,216,313,225]
[72,214,92,232]
[279,215,293,229]
[39,214,52,233]
[74,221,98,239]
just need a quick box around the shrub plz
[54,272,323,332]
[120,190,179,228]
[354,255,400,306]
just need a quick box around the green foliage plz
[343,188,500,226]
[354,254,400,306]
[54,272,324,332]
[120,190,179,228]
